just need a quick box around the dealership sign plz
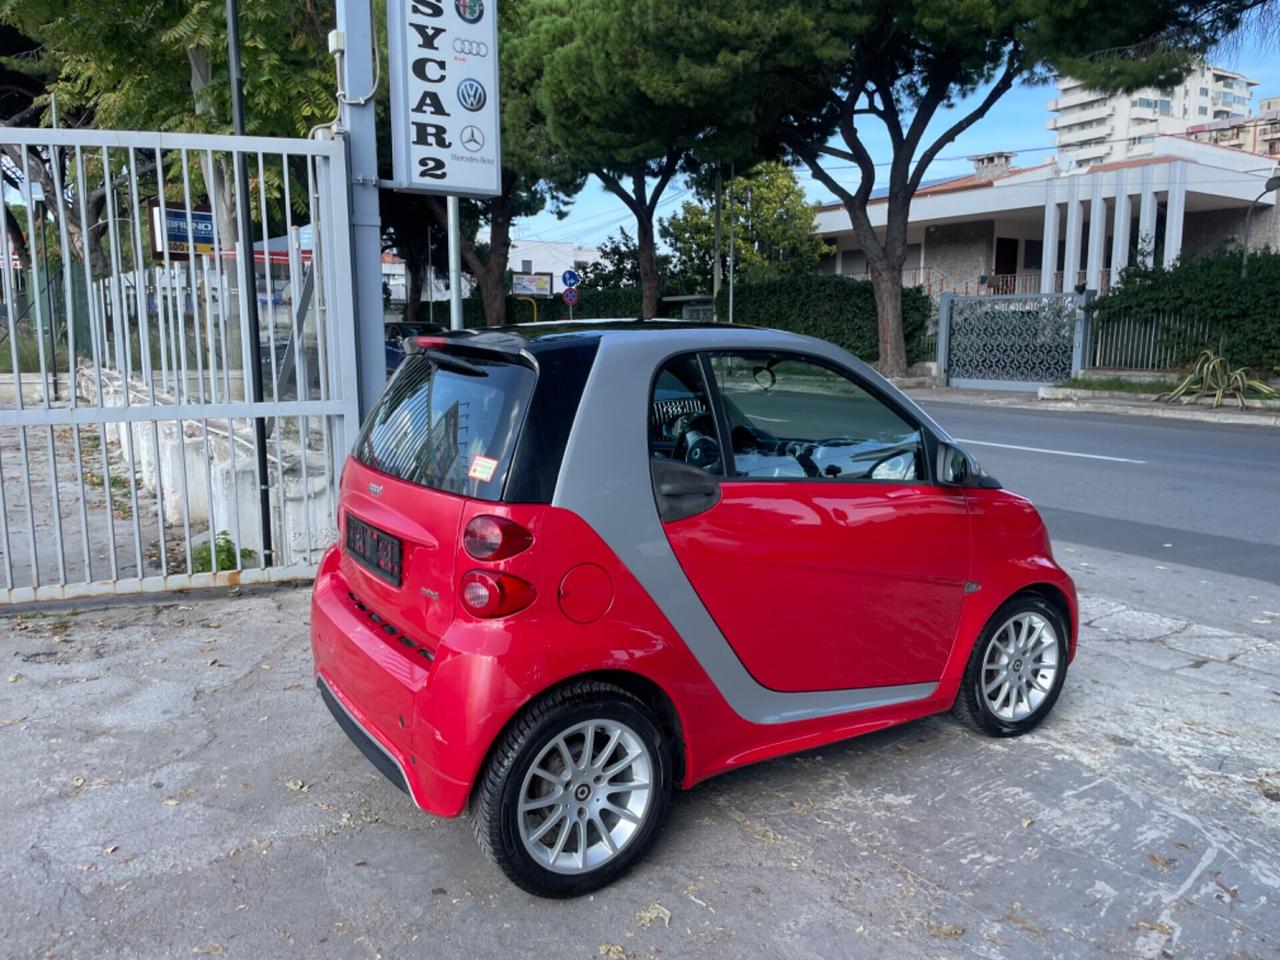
[148,200,215,258]
[388,0,501,197]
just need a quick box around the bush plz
[712,275,932,364]
[1088,250,1280,373]
[191,531,256,574]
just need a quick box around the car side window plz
[707,352,922,482]
[648,355,723,475]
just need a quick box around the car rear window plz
[354,351,535,500]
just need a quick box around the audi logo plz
[457,78,487,112]
[453,38,489,57]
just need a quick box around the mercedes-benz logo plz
[457,78,487,112]
[460,125,485,152]
[452,38,489,57]
[455,0,483,24]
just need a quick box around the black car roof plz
[429,319,773,357]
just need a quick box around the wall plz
[1184,203,1280,255]
[922,220,995,283]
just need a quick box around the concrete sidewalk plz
[902,384,1280,427]
[3,584,1278,959]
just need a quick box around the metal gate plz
[938,292,1086,391]
[0,127,361,603]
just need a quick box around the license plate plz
[346,515,402,586]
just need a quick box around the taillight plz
[463,515,533,561]
[460,570,536,618]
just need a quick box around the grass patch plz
[191,531,257,574]
[83,472,132,494]
[1057,376,1178,394]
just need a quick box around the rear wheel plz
[953,595,1068,737]
[471,681,672,897]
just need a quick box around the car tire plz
[952,594,1069,738]
[471,680,673,897]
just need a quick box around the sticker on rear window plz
[468,455,499,482]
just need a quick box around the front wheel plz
[471,681,672,897]
[953,595,1069,737]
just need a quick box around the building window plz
[1198,105,1208,116]
[1200,86,1209,97]
[521,259,533,274]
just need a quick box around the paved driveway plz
[2,584,1278,959]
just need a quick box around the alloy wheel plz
[516,719,654,875]
[979,612,1061,723]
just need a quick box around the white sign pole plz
[448,195,463,330]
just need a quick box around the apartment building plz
[1048,65,1260,168]
[1186,95,1280,157]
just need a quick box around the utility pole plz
[447,196,463,330]
[225,0,273,568]
[712,165,722,320]
[727,163,736,325]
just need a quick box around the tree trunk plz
[636,216,660,318]
[403,242,427,323]
[476,190,514,327]
[3,205,30,270]
[869,260,908,377]
[188,47,238,246]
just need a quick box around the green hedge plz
[458,286,646,328]
[1088,251,1280,372]
[441,275,933,366]
[712,275,932,363]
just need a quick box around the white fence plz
[0,127,360,602]
[1087,311,1213,371]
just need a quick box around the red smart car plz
[311,321,1076,896]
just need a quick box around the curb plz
[903,387,1280,427]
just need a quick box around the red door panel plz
[664,481,971,692]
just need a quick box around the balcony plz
[1050,104,1114,130]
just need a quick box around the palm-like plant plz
[1157,349,1278,409]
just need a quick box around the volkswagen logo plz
[457,78,487,112]
[460,125,485,152]
[455,0,483,23]
[452,38,489,57]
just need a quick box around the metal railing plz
[0,127,360,602]
[1087,311,1213,371]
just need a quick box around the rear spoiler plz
[403,330,535,367]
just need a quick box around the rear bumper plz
[317,675,411,798]
[310,546,471,816]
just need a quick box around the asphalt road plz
[917,398,1280,638]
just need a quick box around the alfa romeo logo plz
[452,38,489,56]
[455,0,483,23]
[457,78,487,112]
[460,125,485,152]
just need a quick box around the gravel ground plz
[2,583,1278,960]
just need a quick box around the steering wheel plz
[671,412,720,469]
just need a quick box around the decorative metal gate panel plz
[939,293,1085,391]
[0,127,361,603]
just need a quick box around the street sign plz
[387,0,501,197]
[561,268,580,289]
[562,287,579,306]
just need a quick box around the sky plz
[510,37,1280,251]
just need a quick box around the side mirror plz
[937,442,1001,488]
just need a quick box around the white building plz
[1049,65,1260,168]
[816,139,1279,298]
[499,236,601,294]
